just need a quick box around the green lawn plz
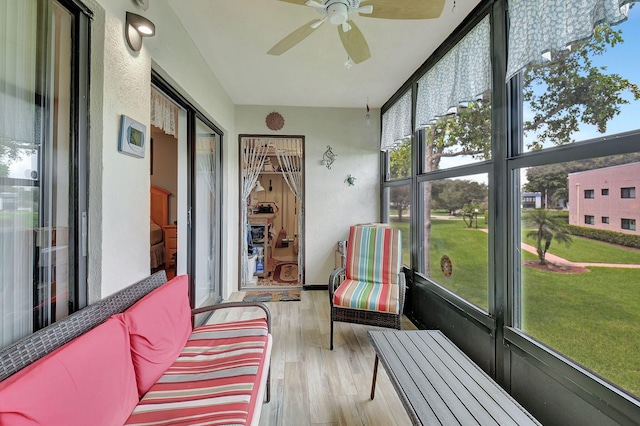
[522,266,640,396]
[523,233,640,264]
[391,217,640,397]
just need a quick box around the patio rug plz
[243,289,301,302]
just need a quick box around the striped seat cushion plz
[124,318,270,426]
[333,278,400,314]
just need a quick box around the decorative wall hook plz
[345,174,357,186]
[322,145,337,169]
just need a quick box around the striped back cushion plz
[345,225,401,285]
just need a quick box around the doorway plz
[240,136,304,289]
[150,75,224,310]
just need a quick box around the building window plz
[584,189,595,198]
[621,219,636,231]
[602,216,610,224]
[601,188,609,196]
[621,187,636,198]
[584,215,595,225]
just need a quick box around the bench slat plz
[370,330,540,426]
[373,333,456,425]
[393,332,493,425]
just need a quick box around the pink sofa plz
[0,274,272,426]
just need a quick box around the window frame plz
[621,187,636,199]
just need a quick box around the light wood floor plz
[206,289,417,426]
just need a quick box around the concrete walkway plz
[519,242,640,268]
[472,227,640,269]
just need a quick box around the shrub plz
[567,225,640,249]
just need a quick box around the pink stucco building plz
[568,162,639,234]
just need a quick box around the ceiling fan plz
[268,0,446,64]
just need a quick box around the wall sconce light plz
[126,12,156,52]
[322,145,337,169]
[254,180,265,192]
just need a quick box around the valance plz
[506,0,635,81]
[415,15,491,129]
[381,90,412,151]
[150,87,178,137]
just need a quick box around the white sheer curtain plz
[150,87,178,137]
[240,138,270,283]
[0,0,38,347]
[194,128,216,306]
[506,0,636,81]
[415,15,491,128]
[275,139,304,281]
[381,90,412,151]
[0,0,38,148]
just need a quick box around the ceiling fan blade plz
[267,20,320,56]
[277,0,308,5]
[338,21,371,64]
[360,0,446,19]
[305,0,326,10]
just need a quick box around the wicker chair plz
[328,225,405,350]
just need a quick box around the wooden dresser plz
[163,225,177,279]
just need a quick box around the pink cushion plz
[124,318,270,426]
[0,315,138,426]
[123,274,192,397]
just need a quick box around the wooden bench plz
[369,330,540,426]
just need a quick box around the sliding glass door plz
[1,0,89,348]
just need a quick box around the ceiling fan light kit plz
[270,0,446,64]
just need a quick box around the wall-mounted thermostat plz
[118,115,146,158]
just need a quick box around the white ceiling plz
[167,0,481,109]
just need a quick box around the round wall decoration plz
[440,255,453,277]
[266,112,285,131]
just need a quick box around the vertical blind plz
[381,90,412,151]
[415,15,491,129]
[506,0,636,81]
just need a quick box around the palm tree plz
[523,209,572,265]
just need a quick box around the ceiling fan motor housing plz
[324,0,360,25]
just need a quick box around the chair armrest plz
[329,267,345,306]
[191,302,271,333]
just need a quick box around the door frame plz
[238,134,305,289]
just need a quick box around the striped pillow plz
[124,318,270,426]
[345,225,401,285]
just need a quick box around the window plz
[387,139,412,180]
[584,190,595,199]
[621,219,636,231]
[1,0,89,349]
[621,187,636,198]
[385,184,411,265]
[602,216,610,224]
[584,215,595,225]
[420,174,489,311]
[602,188,609,196]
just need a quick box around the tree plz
[390,185,410,222]
[436,179,487,215]
[523,25,640,149]
[523,209,572,264]
[388,139,411,180]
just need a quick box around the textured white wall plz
[235,105,381,285]
[87,0,236,298]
